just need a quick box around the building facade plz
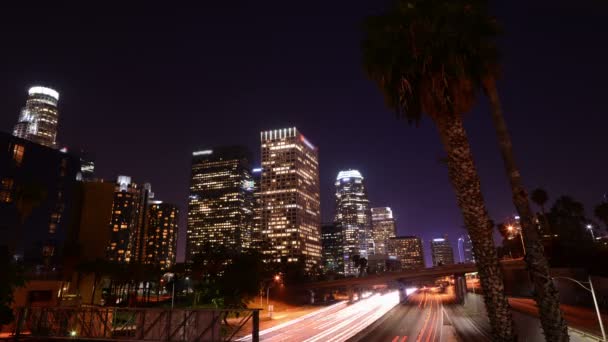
[250,167,264,250]
[260,127,321,271]
[387,236,425,270]
[457,234,475,263]
[145,201,179,270]
[105,176,152,264]
[13,86,61,149]
[430,235,455,266]
[334,169,372,275]
[0,132,80,268]
[321,222,344,276]
[371,207,396,255]
[186,146,254,264]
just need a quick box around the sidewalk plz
[451,293,603,341]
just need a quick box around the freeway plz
[238,291,400,342]
[359,287,454,342]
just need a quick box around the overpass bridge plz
[300,259,527,303]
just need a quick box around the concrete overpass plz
[300,259,527,303]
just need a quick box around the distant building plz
[430,235,454,266]
[371,207,396,255]
[105,176,152,264]
[457,235,475,263]
[0,132,80,268]
[186,146,255,264]
[387,236,425,270]
[250,167,264,251]
[13,86,61,149]
[260,128,321,272]
[335,169,372,275]
[77,150,95,181]
[321,222,345,276]
[69,180,115,263]
[145,201,178,270]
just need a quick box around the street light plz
[587,224,596,240]
[163,272,176,309]
[553,276,606,342]
[507,225,526,255]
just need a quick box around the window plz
[0,178,14,203]
[13,144,25,166]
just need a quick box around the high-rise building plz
[321,222,344,276]
[13,86,61,149]
[250,167,264,250]
[457,234,475,263]
[430,235,455,266]
[106,176,152,264]
[334,169,372,275]
[260,127,321,271]
[371,207,396,255]
[145,201,179,270]
[0,132,80,267]
[387,236,425,270]
[186,146,254,264]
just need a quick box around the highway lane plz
[239,291,401,342]
[359,288,453,342]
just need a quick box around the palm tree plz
[480,24,569,342]
[362,1,515,339]
[594,202,608,230]
[531,188,549,215]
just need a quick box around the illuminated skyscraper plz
[334,169,372,275]
[145,201,179,270]
[260,127,321,271]
[321,222,345,276]
[250,167,264,250]
[457,234,475,263]
[430,235,455,266]
[186,146,254,264]
[13,86,60,148]
[371,207,396,255]
[106,176,152,263]
[387,236,425,270]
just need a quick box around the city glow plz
[29,86,59,100]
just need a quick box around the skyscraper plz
[186,146,254,264]
[457,234,475,263]
[106,176,152,264]
[334,169,372,275]
[371,207,396,255]
[387,236,425,270]
[13,86,60,148]
[250,167,264,251]
[145,201,179,270]
[430,235,455,266]
[260,127,321,271]
[321,222,345,276]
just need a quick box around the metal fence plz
[12,306,260,341]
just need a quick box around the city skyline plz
[1,2,607,268]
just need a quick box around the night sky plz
[1,1,607,266]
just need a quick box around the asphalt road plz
[360,288,453,342]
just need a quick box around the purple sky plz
[1,1,607,266]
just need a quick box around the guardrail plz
[569,326,606,342]
[11,306,260,341]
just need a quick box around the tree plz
[531,188,549,215]
[77,258,111,304]
[362,1,515,339]
[0,246,24,329]
[594,202,608,230]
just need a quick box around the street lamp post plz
[507,225,526,255]
[163,272,176,310]
[587,224,596,241]
[553,276,606,341]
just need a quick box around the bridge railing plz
[11,306,260,342]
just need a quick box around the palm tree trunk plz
[90,274,98,305]
[484,78,569,342]
[434,112,516,342]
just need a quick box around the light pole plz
[553,276,606,341]
[507,225,526,255]
[163,272,176,309]
[587,224,596,241]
